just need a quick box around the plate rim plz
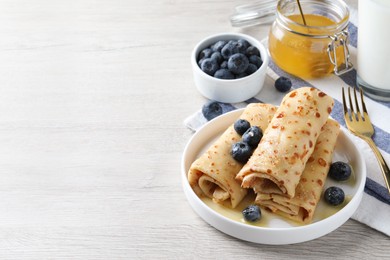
[181,108,367,243]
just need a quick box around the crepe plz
[236,87,334,198]
[188,103,276,208]
[255,119,340,223]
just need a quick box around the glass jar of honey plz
[268,0,352,78]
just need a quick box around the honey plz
[268,0,351,78]
[201,190,351,228]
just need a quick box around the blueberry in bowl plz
[200,58,219,76]
[228,53,249,74]
[214,69,235,80]
[191,33,269,103]
[198,39,261,79]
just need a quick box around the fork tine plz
[360,87,372,124]
[360,87,368,114]
[353,87,360,113]
[343,87,388,193]
[353,87,362,120]
[342,87,349,117]
[348,87,356,120]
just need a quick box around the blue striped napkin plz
[184,15,390,236]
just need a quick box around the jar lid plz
[230,0,278,27]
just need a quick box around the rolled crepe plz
[188,103,276,208]
[236,87,334,198]
[255,119,340,223]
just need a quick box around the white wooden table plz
[0,0,388,259]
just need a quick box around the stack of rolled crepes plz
[188,87,340,223]
[254,119,340,223]
[236,87,340,223]
[188,103,277,208]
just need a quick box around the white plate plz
[181,109,366,245]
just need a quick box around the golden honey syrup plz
[200,169,355,228]
[201,192,351,228]
[269,14,345,78]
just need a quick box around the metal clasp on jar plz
[327,30,353,76]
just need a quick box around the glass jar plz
[268,0,352,78]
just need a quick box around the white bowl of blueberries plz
[192,33,268,103]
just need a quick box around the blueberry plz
[214,69,235,80]
[324,186,345,206]
[245,64,258,75]
[235,73,248,79]
[236,41,248,54]
[249,55,263,68]
[234,119,251,135]
[198,48,212,61]
[210,52,223,64]
[202,101,223,121]
[198,58,205,68]
[237,39,250,51]
[201,58,219,76]
[275,76,292,92]
[211,40,227,52]
[242,126,262,148]
[221,41,240,59]
[231,141,253,163]
[329,162,352,181]
[242,205,261,222]
[246,46,260,57]
[220,61,228,69]
[228,53,249,74]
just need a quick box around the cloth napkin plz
[184,8,390,236]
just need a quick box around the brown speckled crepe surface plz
[236,87,334,198]
[188,103,276,208]
[256,119,340,223]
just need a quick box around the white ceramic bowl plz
[191,33,269,103]
[181,109,366,245]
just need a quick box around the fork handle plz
[362,136,390,193]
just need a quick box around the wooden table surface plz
[0,0,388,259]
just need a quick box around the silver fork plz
[342,87,390,193]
